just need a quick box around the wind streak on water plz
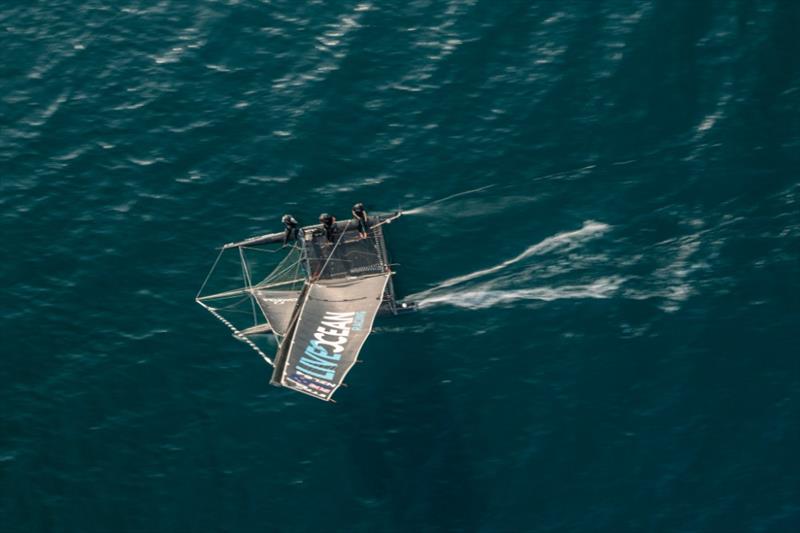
[409,221,614,308]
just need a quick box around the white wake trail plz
[403,221,615,309]
[417,277,623,309]
[409,220,611,302]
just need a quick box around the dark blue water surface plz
[2,1,799,531]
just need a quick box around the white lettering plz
[318,326,348,337]
[320,320,351,332]
[324,312,355,320]
[313,332,347,353]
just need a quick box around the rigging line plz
[196,247,225,299]
[196,299,274,367]
[272,245,301,273]
[211,307,263,316]
[318,220,352,278]
[263,254,303,284]
[424,185,495,207]
[239,247,252,289]
[272,280,309,362]
[258,264,301,289]
[239,247,259,326]
[240,245,286,253]
[212,295,252,311]
[270,239,315,355]
[274,224,348,355]
[262,244,311,358]
[293,247,302,286]
[197,286,255,301]
[254,278,306,290]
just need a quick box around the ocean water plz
[2,1,799,531]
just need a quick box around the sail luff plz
[197,286,253,301]
[255,278,306,289]
[195,298,274,366]
[269,283,310,386]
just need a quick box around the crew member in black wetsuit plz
[352,202,369,239]
[281,214,299,245]
[319,213,336,243]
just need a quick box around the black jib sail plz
[254,289,300,343]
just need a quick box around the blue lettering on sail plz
[351,311,366,331]
[304,340,340,360]
[294,311,358,385]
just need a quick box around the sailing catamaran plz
[196,212,415,401]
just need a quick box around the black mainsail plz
[273,273,390,400]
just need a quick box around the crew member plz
[281,214,300,245]
[352,203,369,239]
[319,213,336,243]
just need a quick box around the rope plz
[239,247,259,326]
[240,245,287,253]
[196,299,274,367]
[196,248,225,299]
[272,226,347,366]
[211,295,252,311]
[262,255,302,285]
[318,220,351,279]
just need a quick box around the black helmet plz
[319,213,332,223]
[352,202,365,213]
[281,214,293,224]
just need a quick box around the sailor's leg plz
[357,218,369,239]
